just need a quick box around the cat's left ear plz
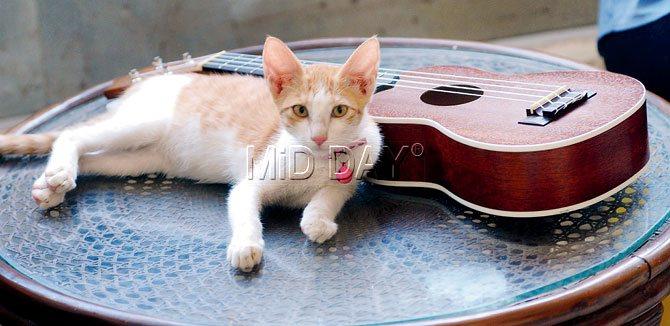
[338,36,380,97]
[263,36,304,99]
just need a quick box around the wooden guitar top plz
[368,66,646,149]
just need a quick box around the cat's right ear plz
[263,36,304,99]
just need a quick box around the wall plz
[0,0,598,118]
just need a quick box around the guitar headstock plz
[104,51,225,99]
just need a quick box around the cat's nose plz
[311,135,327,146]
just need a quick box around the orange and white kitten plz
[0,37,382,271]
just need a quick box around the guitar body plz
[366,66,649,217]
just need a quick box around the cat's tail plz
[0,132,59,155]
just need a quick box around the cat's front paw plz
[227,238,264,272]
[31,174,66,209]
[301,217,338,243]
[44,164,76,193]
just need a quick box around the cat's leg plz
[32,149,169,208]
[300,186,355,243]
[79,149,169,177]
[32,119,165,208]
[226,180,264,271]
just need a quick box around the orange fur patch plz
[0,133,58,155]
[173,64,374,157]
[175,74,280,158]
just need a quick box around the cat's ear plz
[338,36,380,97]
[263,36,304,98]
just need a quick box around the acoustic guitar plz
[104,47,649,218]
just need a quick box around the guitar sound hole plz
[420,84,483,106]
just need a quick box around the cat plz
[0,36,383,271]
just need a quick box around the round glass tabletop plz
[0,43,669,324]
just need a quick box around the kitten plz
[0,36,383,271]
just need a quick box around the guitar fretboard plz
[201,53,399,92]
[202,53,265,76]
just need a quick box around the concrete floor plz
[0,25,603,132]
[493,25,603,68]
[0,114,29,132]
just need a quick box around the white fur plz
[33,74,382,272]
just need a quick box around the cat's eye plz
[292,105,308,117]
[332,105,349,118]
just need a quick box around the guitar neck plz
[104,51,398,99]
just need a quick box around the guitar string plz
[208,53,576,104]
[212,57,551,104]
[208,55,563,96]
[206,54,571,104]
[206,55,574,105]
[207,55,539,103]
[212,52,563,88]
[209,56,545,99]
[142,52,570,105]
[200,54,535,103]
[208,55,557,94]
[375,81,535,103]
[211,51,572,90]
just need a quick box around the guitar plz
[103,45,649,218]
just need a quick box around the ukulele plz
[104,47,649,218]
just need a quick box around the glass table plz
[0,38,669,324]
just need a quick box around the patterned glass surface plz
[0,45,669,324]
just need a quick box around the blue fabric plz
[598,0,670,37]
[598,12,670,98]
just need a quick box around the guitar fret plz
[248,58,264,75]
[216,55,238,70]
[234,56,259,73]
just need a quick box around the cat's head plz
[262,36,380,152]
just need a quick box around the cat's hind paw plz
[32,174,66,209]
[227,239,264,272]
[301,217,338,244]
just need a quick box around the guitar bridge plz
[519,88,596,126]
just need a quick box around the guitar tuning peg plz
[183,52,195,66]
[128,68,141,83]
[152,56,163,67]
[152,56,166,73]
